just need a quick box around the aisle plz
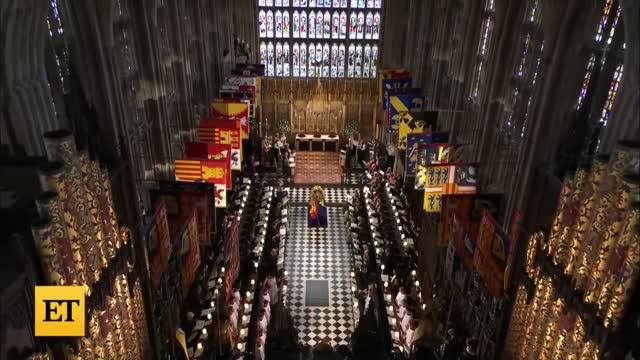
[285,200,355,347]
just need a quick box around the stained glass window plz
[470,10,494,99]
[300,43,308,76]
[521,41,544,138]
[332,12,340,38]
[275,10,283,38]
[293,43,300,76]
[309,11,316,38]
[594,0,613,42]
[576,54,596,110]
[300,11,307,38]
[258,0,381,78]
[331,43,339,77]
[363,44,371,77]
[283,43,291,76]
[49,0,64,35]
[599,64,623,126]
[515,33,531,78]
[259,10,267,37]
[283,11,290,38]
[373,12,381,39]
[293,11,300,38]
[356,12,365,39]
[365,12,373,39]
[606,5,621,45]
[316,11,323,38]
[309,43,316,76]
[276,42,283,75]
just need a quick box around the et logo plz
[34,286,85,337]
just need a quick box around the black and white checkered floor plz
[285,204,355,347]
[288,187,353,205]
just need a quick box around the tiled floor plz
[285,204,355,347]
[288,187,353,205]
[294,151,342,184]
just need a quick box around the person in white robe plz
[405,321,416,351]
[259,310,268,333]
[401,310,413,333]
[395,287,407,306]
[263,300,271,324]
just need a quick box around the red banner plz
[179,210,201,299]
[211,99,250,139]
[197,119,242,169]
[145,201,172,287]
[175,158,228,188]
[473,211,510,298]
[185,142,232,189]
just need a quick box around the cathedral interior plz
[0,0,639,359]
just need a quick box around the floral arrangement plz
[276,117,290,135]
[344,118,359,138]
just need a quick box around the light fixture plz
[246,291,251,298]
[197,343,203,350]
[351,286,356,292]
[403,241,408,247]
[415,280,420,287]
[384,281,388,287]
[221,267,225,273]
[202,328,208,335]
[411,270,416,277]
[284,270,288,277]
[207,313,212,320]
[396,218,400,224]
[381,264,385,271]
[210,301,215,308]
[350,271,355,277]
[251,279,255,285]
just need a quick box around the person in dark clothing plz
[458,338,478,360]
[414,344,440,360]
[440,328,463,360]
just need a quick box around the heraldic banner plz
[145,201,172,287]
